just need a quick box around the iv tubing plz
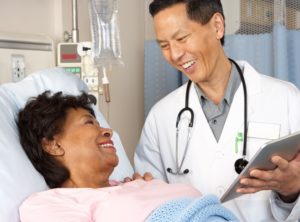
[102,67,111,103]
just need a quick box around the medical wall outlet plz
[77,42,104,97]
[11,54,25,82]
[57,42,104,104]
[0,32,54,84]
[83,75,100,104]
[83,76,99,91]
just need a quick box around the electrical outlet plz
[83,76,99,91]
[11,54,25,82]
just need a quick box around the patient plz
[17,91,238,222]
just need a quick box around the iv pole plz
[64,0,79,43]
[65,0,112,106]
[71,0,79,43]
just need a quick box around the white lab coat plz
[135,61,300,221]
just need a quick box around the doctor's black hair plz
[17,91,96,188]
[149,0,225,45]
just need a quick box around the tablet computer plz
[220,131,300,203]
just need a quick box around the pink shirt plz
[19,179,200,222]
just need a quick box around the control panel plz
[57,42,82,77]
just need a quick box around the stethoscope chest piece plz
[234,158,249,174]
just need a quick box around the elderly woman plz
[17,91,237,222]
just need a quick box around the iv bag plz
[88,0,123,66]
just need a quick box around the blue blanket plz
[147,194,239,222]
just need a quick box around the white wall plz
[0,0,55,37]
[0,0,145,163]
[106,0,145,164]
[145,0,155,40]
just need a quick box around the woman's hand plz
[122,172,154,183]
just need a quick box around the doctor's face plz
[55,108,118,187]
[153,3,225,85]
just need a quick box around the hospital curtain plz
[224,0,300,86]
[144,41,183,118]
[144,0,300,118]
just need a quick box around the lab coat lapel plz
[218,61,261,146]
[189,83,218,144]
[218,85,245,145]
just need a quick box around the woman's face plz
[54,108,119,187]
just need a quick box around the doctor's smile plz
[181,59,197,72]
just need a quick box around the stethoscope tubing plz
[168,58,248,175]
[229,58,248,157]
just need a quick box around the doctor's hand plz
[122,172,154,183]
[237,152,300,203]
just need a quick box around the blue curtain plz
[144,24,300,118]
[144,41,182,118]
[224,23,300,86]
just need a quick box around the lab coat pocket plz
[247,122,280,159]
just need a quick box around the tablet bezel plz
[220,131,300,203]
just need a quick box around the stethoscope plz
[166,58,249,175]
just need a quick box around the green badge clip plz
[235,132,243,154]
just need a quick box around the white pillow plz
[0,68,133,222]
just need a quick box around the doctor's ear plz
[211,13,225,40]
[42,138,65,156]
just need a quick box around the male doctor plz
[134,0,300,221]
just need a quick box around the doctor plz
[134,0,300,221]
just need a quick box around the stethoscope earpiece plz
[234,158,249,174]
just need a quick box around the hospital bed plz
[0,68,134,222]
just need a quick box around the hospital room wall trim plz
[0,40,52,51]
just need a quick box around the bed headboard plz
[0,68,134,221]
